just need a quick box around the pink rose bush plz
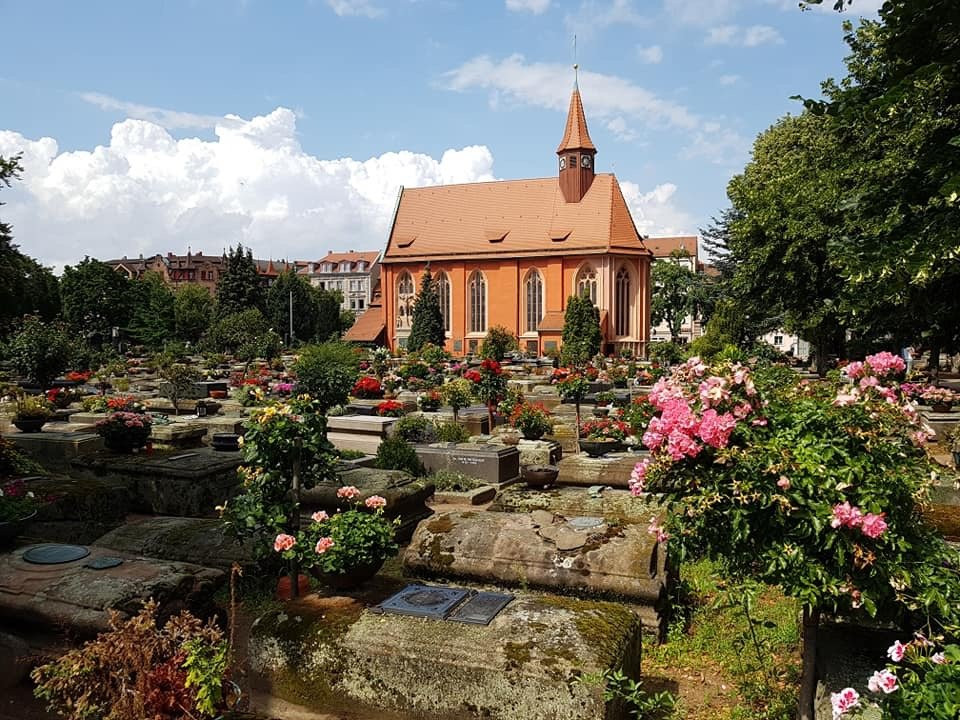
[633,357,960,717]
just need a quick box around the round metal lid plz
[84,556,124,570]
[566,515,605,531]
[23,544,90,565]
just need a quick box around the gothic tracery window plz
[396,271,415,330]
[576,264,598,304]
[615,265,631,336]
[524,270,544,334]
[468,271,487,334]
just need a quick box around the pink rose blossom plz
[859,376,880,389]
[831,502,864,529]
[630,458,651,496]
[843,361,865,379]
[833,391,859,407]
[777,476,791,490]
[314,537,335,554]
[698,409,737,449]
[647,521,669,544]
[830,688,860,719]
[860,512,888,539]
[867,669,898,694]
[365,495,387,509]
[337,485,361,500]
[273,533,296,552]
[887,640,906,662]
[311,511,329,523]
[932,652,946,665]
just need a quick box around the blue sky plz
[0,0,881,268]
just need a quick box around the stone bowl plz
[12,418,47,433]
[310,559,384,590]
[522,464,559,489]
[579,439,619,458]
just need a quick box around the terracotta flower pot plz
[522,464,559,489]
[275,573,311,600]
[13,418,46,433]
[311,559,384,590]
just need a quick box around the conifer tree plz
[406,267,445,352]
[561,292,602,366]
[215,245,265,317]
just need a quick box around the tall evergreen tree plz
[215,244,265,317]
[406,267,445,352]
[128,271,176,350]
[561,292,602,366]
[266,268,319,344]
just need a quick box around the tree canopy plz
[215,245,265,318]
[561,292,602,366]
[60,257,131,347]
[266,269,319,345]
[406,268,445,352]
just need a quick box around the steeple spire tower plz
[556,65,597,203]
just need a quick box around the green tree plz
[60,257,131,347]
[128,272,175,350]
[203,308,278,358]
[561,293,602,367]
[5,316,76,388]
[266,269,319,345]
[292,342,360,412]
[480,326,518,362]
[215,244,265,317]
[406,268,445,352]
[313,288,346,341]
[174,283,214,343]
[650,251,702,342]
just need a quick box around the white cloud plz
[681,122,751,165]
[564,0,649,36]
[636,44,663,64]
[606,116,639,142]
[506,0,550,14]
[620,181,697,237]
[0,108,495,269]
[79,92,228,130]
[443,54,697,131]
[662,0,739,26]
[326,0,384,18]
[719,74,741,85]
[706,24,784,47]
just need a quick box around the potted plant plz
[45,387,79,410]
[274,489,399,590]
[921,385,958,413]
[579,417,631,457]
[382,373,401,399]
[417,389,442,412]
[609,366,628,389]
[352,375,384,399]
[95,411,153,452]
[510,402,554,441]
[521,464,559,488]
[376,399,405,417]
[13,394,52,433]
[0,478,42,545]
[593,390,616,417]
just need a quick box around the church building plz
[374,80,652,357]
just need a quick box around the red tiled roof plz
[344,305,385,343]
[646,236,698,259]
[383,174,649,263]
[538,311,566,332]
[557,88,596,153]
[317,251,379,266]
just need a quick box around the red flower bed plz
[376,400,404,417]
[65,371,92,383]
[352,376,384,399]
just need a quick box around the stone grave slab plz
[405,510,669,632]
[415,443,520,489]
[299,467,434,541]
[71,448,244,517]
[516,438,562,466]
[19,474,130,544]
[557,452,647,489]
[926,473,960,539]
[920,410,958,442]
[63,411,107,428]
[326,415,396,454]
[0,544,224,636]
[150,422,207,449]
[344,400,379,416]
[4,429,104,470]
[489,485,663,526]
[94,517,253,570]
[249,588,641,720]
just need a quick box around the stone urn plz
[579,438,618,458]
[12,418,46,433]
[522,464,559,489]
[931,403,954,413]
[0,510,37,547]
[591,407,610,418]
[311,559,384,590]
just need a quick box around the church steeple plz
[557,66,596,203]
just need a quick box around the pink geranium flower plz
[314,537,335,554]
[337,485,361,500]
[830,688,860,719]
[831,502,863,529]
[647,521,669,544]
[887,640,906,662]
[867,669,898,694]
[311,511,329,523]
[777,476,791,490]
[860,512,888,539]
[364,495,387,509]
[273,533,296,552]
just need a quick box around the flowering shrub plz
[13,394,52,421]
[272,381,294,397]
[509,402,554,440]
[920,385,958,407]
[580,417,631,442]
[95,412,152,452]
[497,386,525,419]
[273,490,398,576]
[634,357,960,717]
[235,385,265,407]
[106,395,146,413]
[555,371,590,404]
[440,378,474,421]
[471,358,508,428]
[416,390,442,411]
[45,387,81,409]
[842,351,906,381]
[619,396,657,437]
[0,478,44,522]
[351,375,384,399]
[834,636,960,720]
[376,400,405,417]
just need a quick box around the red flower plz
[376,400,404,417]
[352,376,384,398]
[464,370,482,383]
[481,359,502,375]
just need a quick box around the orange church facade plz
[378,84,652,357]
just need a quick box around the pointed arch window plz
[436,271,452,334]
[615,265,631,337]
[468,271,487,334]
[396,271,415,330]
[524,270,544,334]
[576,264,598,304]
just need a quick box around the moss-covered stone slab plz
[94,517,253,570]
[4,430,104,470]
[404,510,669,631]
[557,452,647,489]
[0,544,224,636]
[248,589,641,720]
[21,474,130,544]
[489,485,663,526]
[299,467,434,542]
[70,447,243,517]
[926,471,960,539]
[920,410,958,442]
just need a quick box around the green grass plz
[642,558,801,720]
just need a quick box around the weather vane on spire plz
[573,34,579,88]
